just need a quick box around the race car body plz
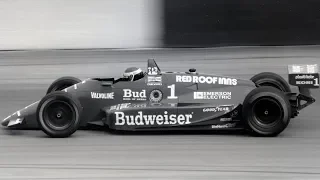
[2,59,319,138]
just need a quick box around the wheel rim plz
[42,100,76,131]
[252,97,283,125]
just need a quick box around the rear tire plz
[251,72,291,92]
[242,86,291,137]
[46,76,81,94]
[36,91,82,138]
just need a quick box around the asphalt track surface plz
[0,46,320,179]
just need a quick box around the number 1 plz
[315,78,319,86]
[167,84,178,99]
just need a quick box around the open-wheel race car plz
[2,59,319,138]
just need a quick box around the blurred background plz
[1,0,320,50]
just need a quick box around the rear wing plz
[288,64,319,89]
[287,64,318,111]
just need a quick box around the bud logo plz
[123,89,146,101]
[115,111,192,126]
[91,92,114,99]
[194,92,231,100]
[176,75,237,85]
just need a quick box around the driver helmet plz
[123,67,145,81]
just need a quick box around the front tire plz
[242,86,291,137]
[36,91,82,138]
[46,76,81,94]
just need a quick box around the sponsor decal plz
[295,74,316,79]
[148,67,159,75]
[110,103,130,110]
[176,75,237,85]
[203,105,232,112]
[289,64,318,74]
[295,74,319,85]
[211,123,236,129]
[149,89,163,103]
[295,81,315,85]
[123,89,146,101]
[220,118,233,122]
[194,92,231,100]
[230,110,239,118]
[115,111,193,126]
[110,103,146,111]
[147,76,162,86]
[91,92,114,99]
[289,74,319,87]
[292,65,303,73]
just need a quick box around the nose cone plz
[2,101,39,129]
[2,111,23,127]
